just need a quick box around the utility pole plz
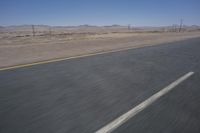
[128,24,131,31]
[49,27,52,36]
[32,25,35,36]
[179,19,183,32]
[173,24,177,32]
[174,24,177,32]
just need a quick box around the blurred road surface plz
[0,38,200,133]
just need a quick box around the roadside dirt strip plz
[0,32,200,68]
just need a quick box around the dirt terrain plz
[0,31,200,68]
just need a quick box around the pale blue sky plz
[0,0,199,26]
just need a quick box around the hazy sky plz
[0,0,200,26]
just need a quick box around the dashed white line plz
[95,72,194,133]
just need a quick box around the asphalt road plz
[0,37,200,133]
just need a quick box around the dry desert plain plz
[0,26,200,68]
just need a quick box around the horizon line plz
[1,24,200,28]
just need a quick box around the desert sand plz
[0,26,200,68]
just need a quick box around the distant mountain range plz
[0,24,200,28]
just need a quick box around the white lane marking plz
[95,72,194,133]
